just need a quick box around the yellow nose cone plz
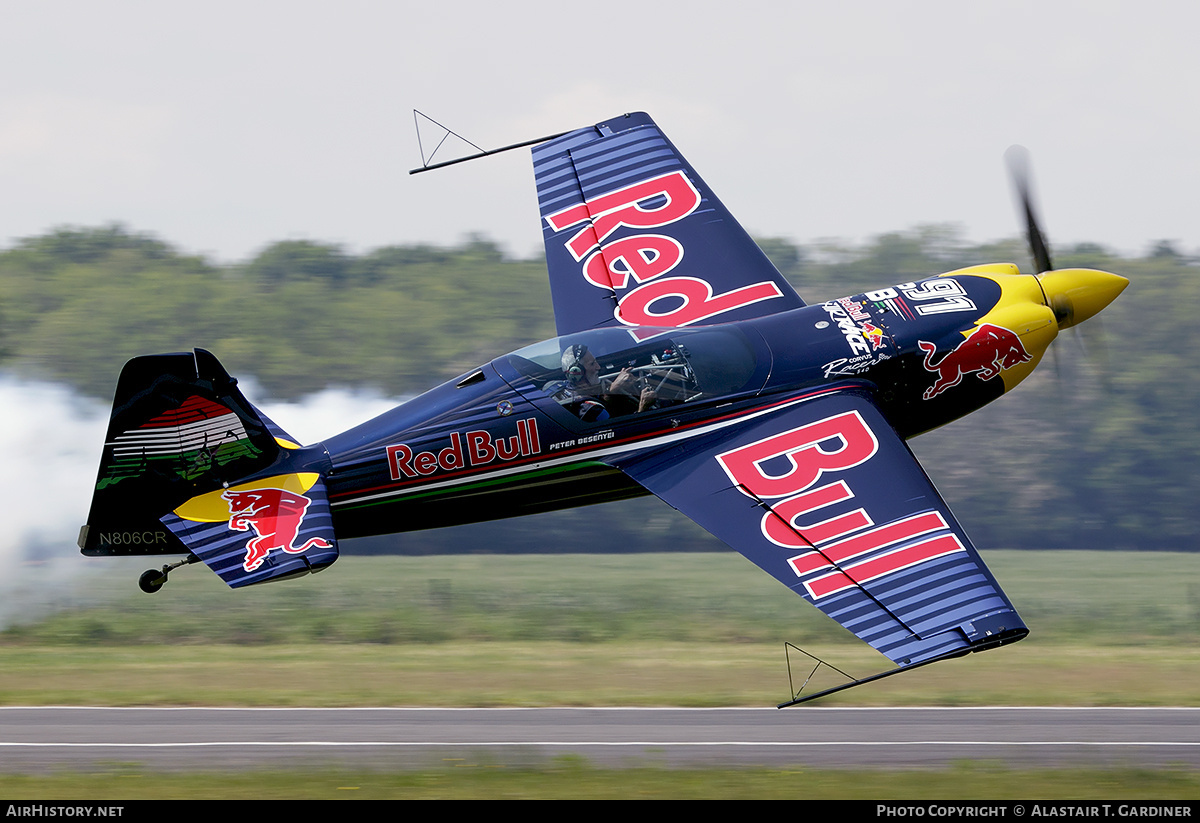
[1036,268,1129,330]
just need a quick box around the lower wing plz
[612,388,1027,696]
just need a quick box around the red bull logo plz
[386,417,542,481]
[860,321,887,351]
[918,323,1032,400]
[222,488,333,572]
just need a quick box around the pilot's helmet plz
[561,344,589,384]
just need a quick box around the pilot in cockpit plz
[550,343,658,422]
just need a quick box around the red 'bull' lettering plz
[715,410,966,600]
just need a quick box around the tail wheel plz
[138,568,167,594]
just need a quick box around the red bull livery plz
[222,487,333,572]
[919,323,1033,400]
[80,112,1127,704]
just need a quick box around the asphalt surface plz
[1,706,1197,772]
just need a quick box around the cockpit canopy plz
[503,326,765,422]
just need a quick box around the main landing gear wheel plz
[137,554,201,594]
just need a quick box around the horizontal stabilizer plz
[163,472,339,588]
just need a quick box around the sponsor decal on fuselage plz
[386,417,542,480]
[715,410,965,600]
[548,429,615,452]
[544,170,784,331]
[821,300,893,357]
[918,323,1032,400]
[835,296,871,322]
[821,352,892,379]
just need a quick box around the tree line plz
[2,224,1195,552]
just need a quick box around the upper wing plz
[612,388,1027,676]
[532,112,805,336]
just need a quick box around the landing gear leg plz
[138,554,200,593]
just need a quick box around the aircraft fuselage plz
[320,264,1123,541]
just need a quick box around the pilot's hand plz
[609,368,637,395]
[638,386,658,412]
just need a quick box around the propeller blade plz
[1003,147,1123,393]
[1005,145,1054,274]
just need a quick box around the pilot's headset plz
[561,344,590,385]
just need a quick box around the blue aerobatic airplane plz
[80,112,1127,704]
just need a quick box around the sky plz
[2,1,1199,264]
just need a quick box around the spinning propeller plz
[1004,145,1127,333]
[1004,145,1127,383]
[1005,145,1054,277]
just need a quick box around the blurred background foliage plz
[2,224,1195,553]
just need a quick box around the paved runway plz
[1,706,1197,772]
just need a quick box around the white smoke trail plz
[249,383,403,446]
[0,375,403,627]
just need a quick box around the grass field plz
[2,766,1198,801]
[3,551,1197,706]
[1,551,1196,799]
